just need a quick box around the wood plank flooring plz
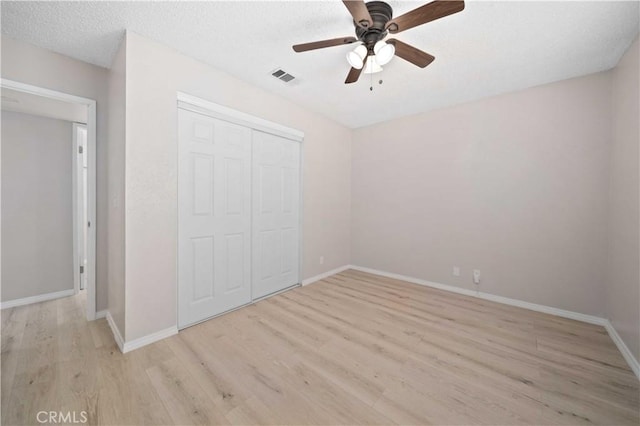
[2,269,638,425]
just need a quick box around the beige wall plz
[1,36,110,311]
[123,32,351,341]
[352,72,612,317]
[1,111,74,301]
[107,38,127,337]
[5,34,635,364]
[607,37,639,361]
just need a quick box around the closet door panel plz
[252,131,300,299]
[178,109,252,329]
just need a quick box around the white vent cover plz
[271,69,296,83]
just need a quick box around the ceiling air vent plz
[271,68,296,83]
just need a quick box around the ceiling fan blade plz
[386,0,465,34]
[343,0,373,28]
[345,65,364,84]
[388,39,435,68]
[292,36,357,52]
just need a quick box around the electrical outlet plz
[452,266,460,277]
[319,256,324,265]
[473,269,481,284]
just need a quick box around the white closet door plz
[252,131,300,299]
[178,109,252,328]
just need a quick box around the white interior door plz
[72,123,87,293]
[178,109,252,328]
[252,131,300,299]
[79,125,88,290]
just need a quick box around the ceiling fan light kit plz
[363,56,383,74]
[347,44,368,69]
[292,0,465,84]
[373,40,395,65]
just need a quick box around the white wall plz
[1,36,110,311]
[123,32,351,341]
[607,37,639,361]
[1,111,73,301]
[107,38,127,337]
[352,71,612,317]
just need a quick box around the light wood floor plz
[2,270,638,425]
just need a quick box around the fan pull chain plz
[370,75,383,92]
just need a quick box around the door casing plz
[1,78,98,321]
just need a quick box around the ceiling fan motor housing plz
[355,1,393,51]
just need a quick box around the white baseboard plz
[349,265,607,325]
[105,311,125,352]
[95,310,108,319]
[105,310,178,354]
[302,265,351,286]
[0,289,75,309]
[348,265,639,379]
[604,321,640,379]
[122,326,178,353]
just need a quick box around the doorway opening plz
[1,79,97,320]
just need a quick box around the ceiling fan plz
[292,0,465,84]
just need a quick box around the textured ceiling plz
[2,1,638,128]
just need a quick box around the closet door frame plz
[176,92,305,317]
